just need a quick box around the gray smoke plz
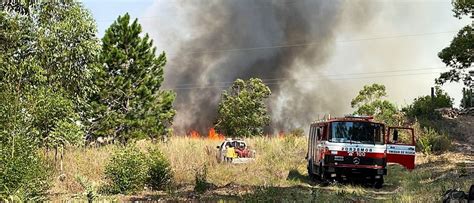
[162,0,377,133]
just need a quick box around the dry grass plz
[49,136,473,202]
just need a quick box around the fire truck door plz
[386,127,416,170]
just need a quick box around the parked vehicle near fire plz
[216,138,256,164]
[306,115,415,188]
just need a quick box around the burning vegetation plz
[188,128,225,141]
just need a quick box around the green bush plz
[103,145,148,194]
[0,135,51,201]
[146,147,173,190]
[403,87,453,120]
[194,165,210,193]
[0,92,52,201]
[416,127,451,154]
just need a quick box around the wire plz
[165,31,457,56]
[165,68,445,90]
[170,66,446,87]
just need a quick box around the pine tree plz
[91,13,175,143]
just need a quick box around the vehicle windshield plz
[330,121,383,144]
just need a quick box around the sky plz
[82,0,471,121]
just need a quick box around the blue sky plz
[82,0,154,37]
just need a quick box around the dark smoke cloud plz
[163,0,377,134]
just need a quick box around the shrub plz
[0,93,52,201]
[0,135,52,201]
[194,165,210,193]
[403,87,453,120]
[146,147,173,190]
[416,126,451,154]
[103,145,148,194]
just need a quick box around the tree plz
[461,87,473,108]
[403,87,453,120]
[0,2,99,148]
[437,0,474,87]
[91,13,175,143]
[0,2,97,199]
[215,78,271,137]
[351,84,398,124]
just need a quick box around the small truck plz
[216,138,256,164]
[306,115,415,188]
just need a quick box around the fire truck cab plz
[306,115,415,188]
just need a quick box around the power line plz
[167,31,457,56]
[170,66,446,87]
[165,67,445,90]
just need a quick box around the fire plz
[208,128,225,140]
[188,128,224,140]
[278,131,285,139]
[189,130,200,139]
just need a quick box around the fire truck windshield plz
[330,121,383,144]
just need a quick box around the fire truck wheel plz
[373,177,384,189]
[318,163,327,182]
[468,184,474,200]
[307,160,317,181]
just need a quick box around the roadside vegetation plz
[46,136,472,202]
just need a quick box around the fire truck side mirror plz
[393,129,399,142]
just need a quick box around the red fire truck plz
[306,115,415,188]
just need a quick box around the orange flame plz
[278,131,285,139]
[208,128,225,140]
[189,130,200,139]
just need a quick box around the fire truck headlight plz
[328,167,335,172]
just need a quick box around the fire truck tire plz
[307,160,317,181]
[468,184,474,200]
[373,177,384,189]
[318,163,327,182]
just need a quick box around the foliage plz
[0,93,51,200]
[414,122,452,154]
[0,2,97,148]
[351,84,398,124]
[103,145,148,194]
[194,164,210,194]
[28,88,84,148]
[0,2,100,104]
[452,0,474,19]
[215,78,271,137]
[403,87,453,120]
[437,0,474,87]
[90,13,175,143]
[146,147,173,190]
[461,87,473,108]
[75,175,98,202]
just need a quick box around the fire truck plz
[306,115,415,188]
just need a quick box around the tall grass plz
[50,136,472,202]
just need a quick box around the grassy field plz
[49,136,473,202]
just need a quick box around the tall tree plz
[351,84,398,124]
[91,13,175,143]
[437,0,474,88]
[0,2,98,148]
[215,78,271,137]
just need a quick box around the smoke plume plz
[161,0,377,134]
